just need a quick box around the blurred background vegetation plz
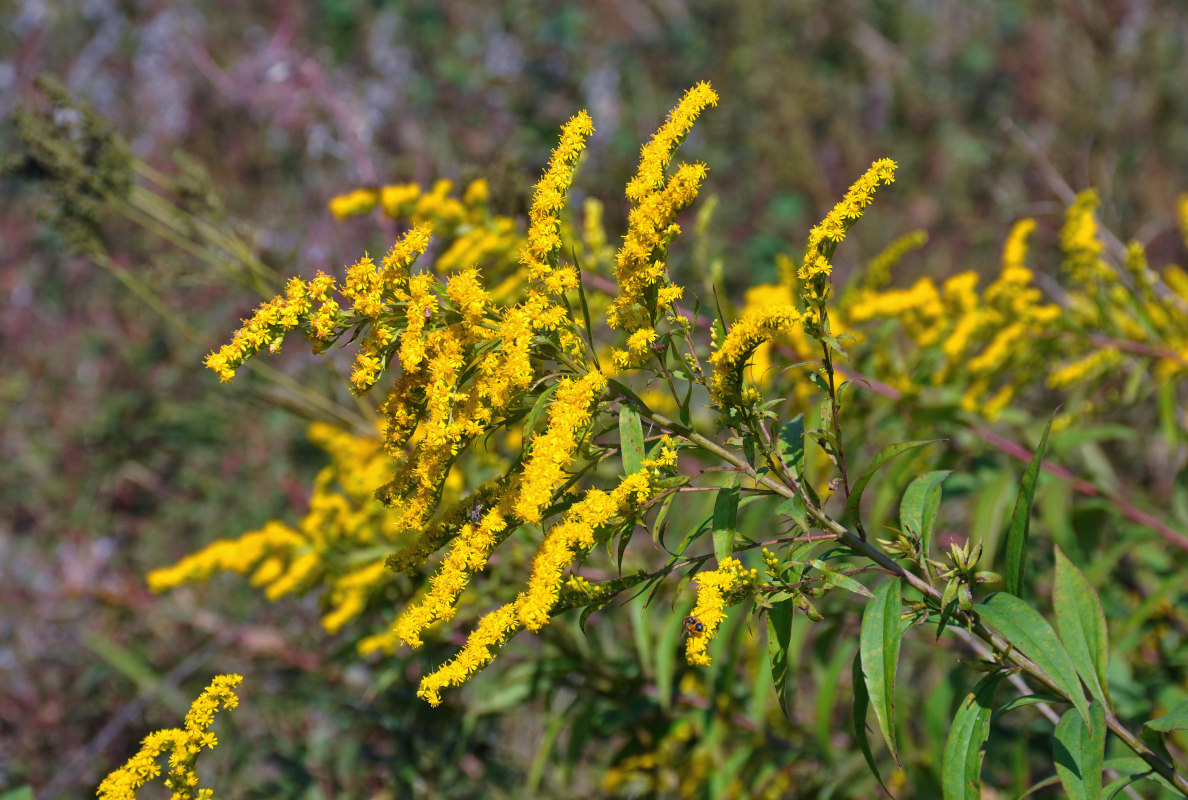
[4,1,1188,798]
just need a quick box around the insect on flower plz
[469,499,484,525]
[683,615,706,636]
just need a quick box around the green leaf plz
[1144,699,1188,733]
[574,265,600,372]
[900,470,950,561]
[816,639,856,761]
[767,596,794,719]
[1053,545,1111,710]
[1100,757,1178,797]
[942,672,1008,800]
[975,592,1091,725]
[1053,701,1106,800]
[618,405,645,476]
[651,493,674,548]
[860,579,903,765]
[655,607,688,711]
[852,653,893,797]
[1003,415,1054,597]
[777,415,806,474]
[527,708,569,793]
[847,440,941,533]
[712,477,740,565]
[521,382,561,459]
[810,559,874,598]
[990,692,1064,722]
[776,494,809,533]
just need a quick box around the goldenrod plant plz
[14,77,1188,799]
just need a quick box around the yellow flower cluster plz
[607,82,718,362]
[708,304,804,410]
[521,110,595,295]
[97,674,243,800]
[861,228,928,291]
[206,225,433,395]
[149,423,404,635]
[684,557,758,667]
[1047,347,1123,390]
[791,182,1188,422]
[329,177,524,278]
[1060,189,1112,286]
[516,371,608,523]
[417,447,675,706]
[203,277,315,381]
[391,488,516,648]
[844,216,1064,419]
[799,158,897,314]
[328,187,378,219]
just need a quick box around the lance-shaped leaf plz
[618,404,645,476]
[777,415,806,475]
[1053,702,1106,800]
[1144,699,1188,733]
[976,592,1091,725]
[1003,415,1054,596]
[852,653,893,797]
[1053,546,1111,710]
[942,672,1008,800]
[900,470,950,561]
[847,441,941,533]
[860,579,903,765]
[712,477,740,565]
[767,596,795,719]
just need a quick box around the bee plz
[469,499,484,525]
[683,615,706,636]
[422,305,434,323]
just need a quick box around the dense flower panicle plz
[342,253,384,317]
[684,558,758,667]
[149,424,401,635]
[350,321,397,394]
[581,197,614,270]
[800,158,898,308]
[305,271,341,344]
[382,224,434,294]
[609,161,709,332]
[515,371,608,523]
[862,229,928,291]
[612,327,659,371]
[385,479,510,578]
[709,304,803,409]
[625,81,719,203]
[97,675,243,800]
[147,520,306,592]
[516,449,673,631]
[392,489,516,648]
[417,603,521,707]
[521,110,595,294]
[413,179,468,227]
[1047,347,1123,390]
[1060,189,1111,285]
[203,277,313,382]
[204,226,433,388]
[380,182,421,216]
[415,446,676,705]
[328,187,379,219]
[446,269,491,328]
